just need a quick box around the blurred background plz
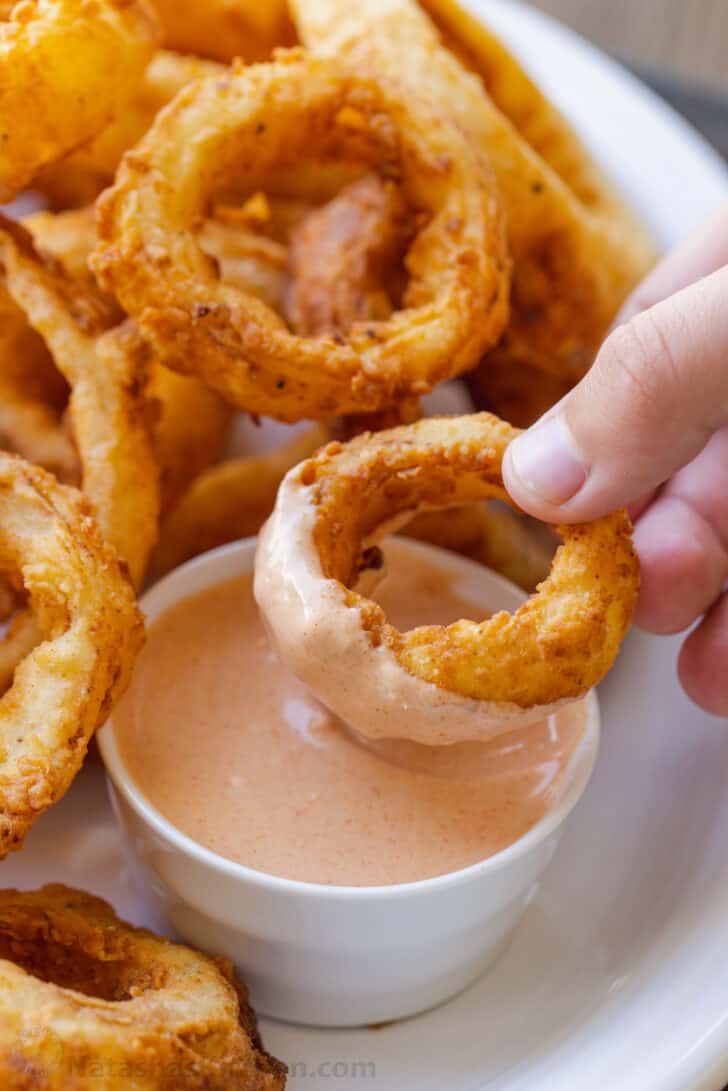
[530,0,728,158]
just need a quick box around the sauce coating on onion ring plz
[255,413,638,745]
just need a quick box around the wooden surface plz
[530,1,728,92]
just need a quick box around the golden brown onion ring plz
[150,424,329,580]
[255,413,638,745]
[149,0,295,63]
[0,216,159,590]
[0,0,158,200]
[0,884,286,1089]
[0,457,142,854]
[290,0,655,383]
[38,50,225,209]
[93,51,510,421]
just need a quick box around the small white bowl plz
[99,537,600,1027]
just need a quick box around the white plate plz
[4,2,728,1089]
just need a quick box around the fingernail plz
[507,414,587,505]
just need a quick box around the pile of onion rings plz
[255,413,639,745]
[0,0,653,1074]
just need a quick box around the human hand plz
[503,203,728,715]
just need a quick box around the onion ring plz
[0,215,159,590]
[0,884,286,1089]
[255,413,638,745]
[0,456,142,854]
[93,50,510,421]
[290,0,655,382]
[0,0,159,200]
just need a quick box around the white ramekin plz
[99,537,600,1027]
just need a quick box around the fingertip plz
[502,416,587,523]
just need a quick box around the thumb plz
[502,264,728,523]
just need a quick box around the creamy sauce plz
[115,551,588,886]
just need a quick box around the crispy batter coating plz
[0,216,159,590]
[93,51,510,421]
[0,457,143,854]
[150,0,295,63]
[38,50,225,209]
[261,414,638,715]
[0,0,159,200]
[290,0,655,382]
[150,424,329,579]
[0,884,286,1089]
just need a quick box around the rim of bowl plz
[99,536,601,901]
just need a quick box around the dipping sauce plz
[115,543,589,886]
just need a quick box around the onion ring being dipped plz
[0,215,159,591]
[255,413,639,745]
[290,0,655,385]
[0,456,142,855]
[93,50,510,421]
[0,884,286,1089]
[0,0,159,200]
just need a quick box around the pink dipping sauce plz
[115,548,588,886]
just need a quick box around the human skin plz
[503,201,728,716]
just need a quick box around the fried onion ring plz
[93,50,510,421]
[0,0,159,200]
[0,216,159,590]
[0,457,142,854]
[0,884,286,1089]
[290,0,655,382]
[255,413,638,745]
